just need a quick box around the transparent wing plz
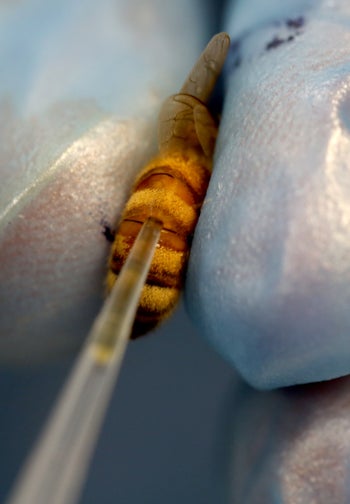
[180,32,230,103]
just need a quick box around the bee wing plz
[180,32,230,104]
[157,95,180,148]
[193,103,217,158]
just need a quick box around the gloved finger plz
[223,375,350,503]
[187,0,350,389]
[0,0,212,366]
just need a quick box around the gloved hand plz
[188,0,350,389]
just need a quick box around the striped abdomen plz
[106,149,211,337]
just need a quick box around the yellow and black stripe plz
[106,149,212,336]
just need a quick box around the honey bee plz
[106,32,230,337]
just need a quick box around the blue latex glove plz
[188,0,350,389]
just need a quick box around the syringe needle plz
[6,217,162,504]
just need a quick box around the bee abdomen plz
[135,151,211,202]
[130,284,180,338]
[107,232,186,336]
[108,228,188,289]
[107,151,210,336]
